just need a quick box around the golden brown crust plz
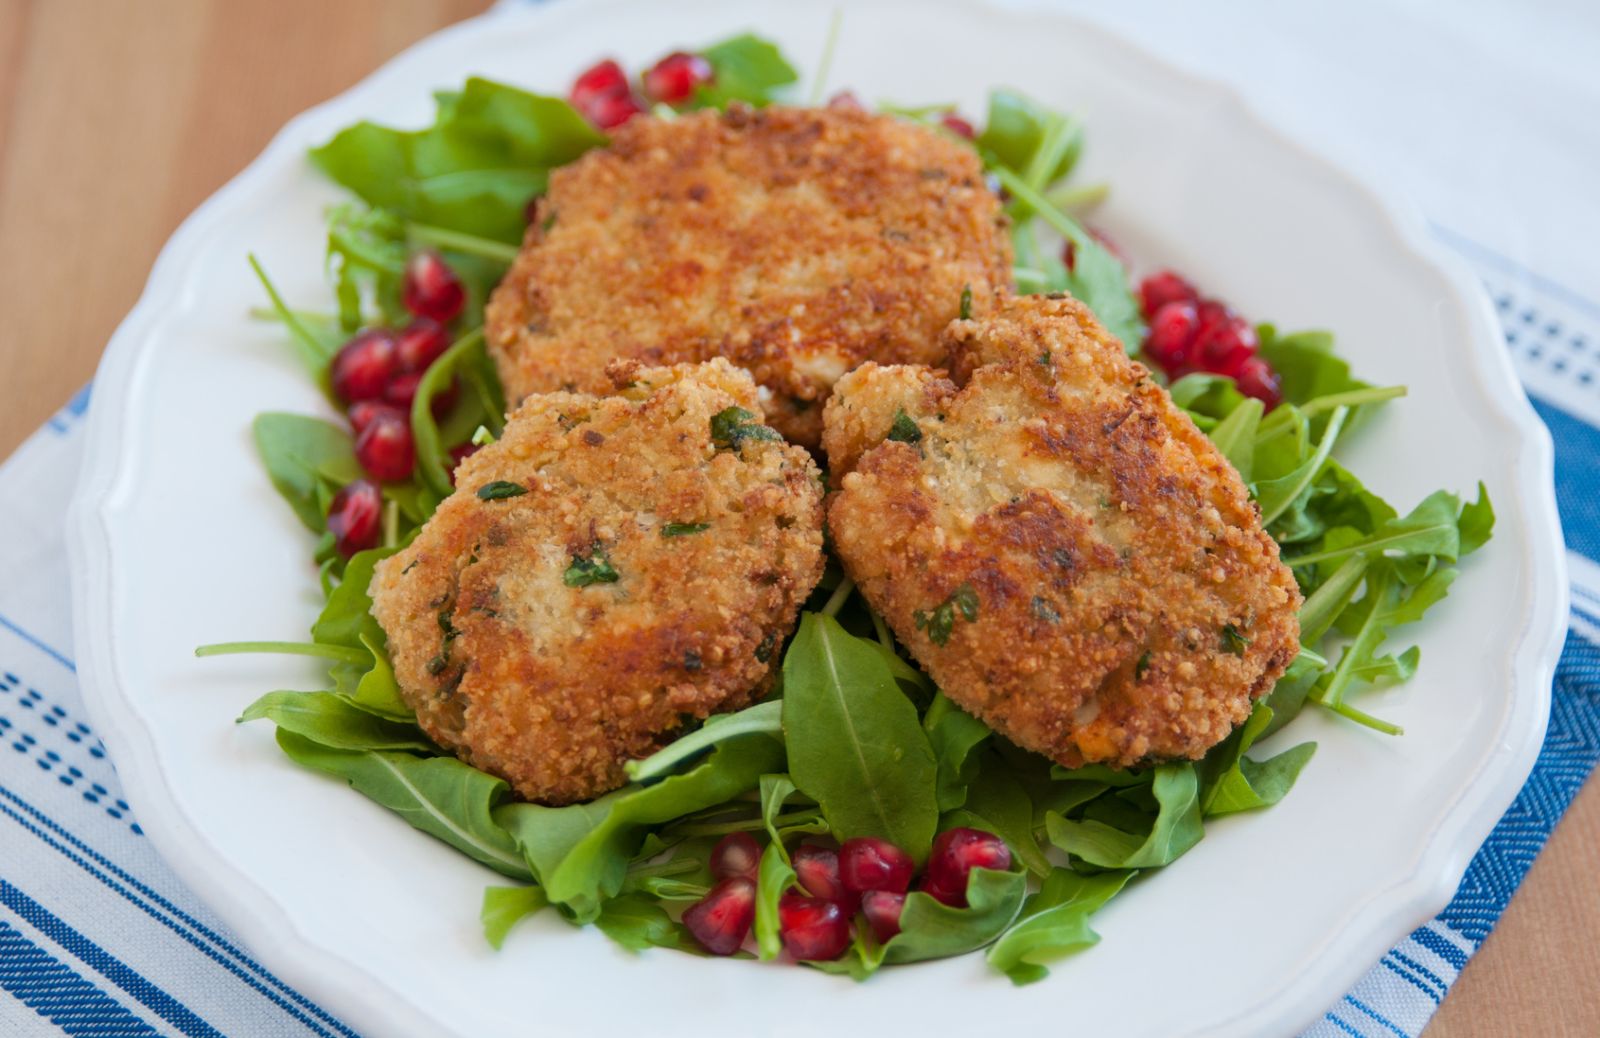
[485,105,1012,447]
[824,295,1302,768]
[370,359,825,804]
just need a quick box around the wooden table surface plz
[1,1,1594,1034]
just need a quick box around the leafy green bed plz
[202,34,1493,983]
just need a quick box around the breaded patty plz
[485,105,1012,447]
[823,295,1301,768]
[370,359,824,804]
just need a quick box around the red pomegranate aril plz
[923,827,1012,907]
[1192,313,1258,377]
[395,318,451,374]
[326,479,382,558]
[683,877,756,956]
[570,59,629,109]
[1142,300,1199,372]
[402,250,465,324]
[791,844,856,911]
[354,408,415,482]
[643,51,713,105]
[940,113,977,139]
[330,328,399,404]
[709,832,762,882]
[347,400,403,436]
[586,90,644,129]
[777,894,851,961]
[1235,356,1283,408]
[826,90,864,112]
[383,374,458,418]
[839,837,915,894]
[1138,270,1199,318]
[860,890,905,943]
[918,872,966,907]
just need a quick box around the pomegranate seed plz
[330,328,398,404]
[1142,301,1200,372]
[1192,311,1258,377]
[777,894,851,961]
[839,837,915,894]
[1138,270,1199,318]
[860,890,905,943]
[923,828,1011,908]
[446,443,479,486]
[918,872,966,907]
[326,479,382,557]
[395,318,451,374]
[348,400,406,436]
[683,877,755,956]
[792,844,856,912]
[402,250,465,324]
[354,407,415,482]
[826,90,864,112]
[643,51,713,105]
[709,832,762,882]
[588,90,644,129]
[1235,356,1283,408]
[570,59,629,109]
[940,113,977,139]
[383,374,458,417]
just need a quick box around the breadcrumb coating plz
[371,359,824,804]
[485,104,1012,447]
[823,294,1301,768]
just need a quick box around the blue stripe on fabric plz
[0,919,163,1037]
[1436,632,1600,942]
[0,786,357,1038]
[0,880,221,1037]
[1325,1012,1364,1038]
[1432,222,1600,321]
[1409,926,1470,971]
[1529,397,1600,562]
[1381,952,1444,1003]
[1345,995,1408,1038]
[0,613,76,673]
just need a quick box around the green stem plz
[1296,555,1370,644]
[195,641,369,665]
[1013,266,1051,291]
[808,8,844,106]
[987,163,1091,249]
[670,809,821,838]
[1311,695,1403,736]
[624,857,699,880]
[1044,181,1110,212]
[1259,406,1348,526]
[821,576,856,618]
[413,328,487,497]
[406,223,519,264]
[869,608,893,652]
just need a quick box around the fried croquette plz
[369,359,824,804]
[822,294,1302,769]
[485,104,1013,448]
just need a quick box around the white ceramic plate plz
[67,1,1568,1035]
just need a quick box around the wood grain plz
[0,1,1593,1034]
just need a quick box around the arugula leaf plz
[942,752,1051,876]
[692,34,799,109]
[247,256,344,389]
[1282,485,1494,569]
[310,78,604,244]
[1196,703,1317,816]
[413,329,499,498]
[986,869,1133,985]
[252,413,361,532]
[310,548,394,651]
[782,613,940,861]
[754,841,796,961]
[1206,397,1263,481]
[594,893,703,953]
[881,867,1027,964]
[977,90,1082,186]
[923,693,992,812]
[275,730,532,880]
[496,734,782,921]
[1045,763,1203,868]
[480,885,547,949]
[239,691,433,752]
[624,701,783,783]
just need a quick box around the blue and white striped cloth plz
[4,3,1598,1034]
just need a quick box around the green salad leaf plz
[239,691,434,752]
[986,869,1133,985]
[251,413,361,533]
[310,77,605,244]
[693,34,799,109]
[782,613,939,860]
[481,885,548,950]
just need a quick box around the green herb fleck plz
[1136,651,1153,680]
[1031,596,1060,623]
[564,545,620,587]
[887,410,923,444]
[710,406,781,450]
[661,522,711,538]
[1220,624,1250,656]
[477,480,527,501]
[683,650,703,672]
[1039,350,1053,368]
[915,583,980,646]
[754,632,777,663]
[540,211,557,233]
[959,283,973,320]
